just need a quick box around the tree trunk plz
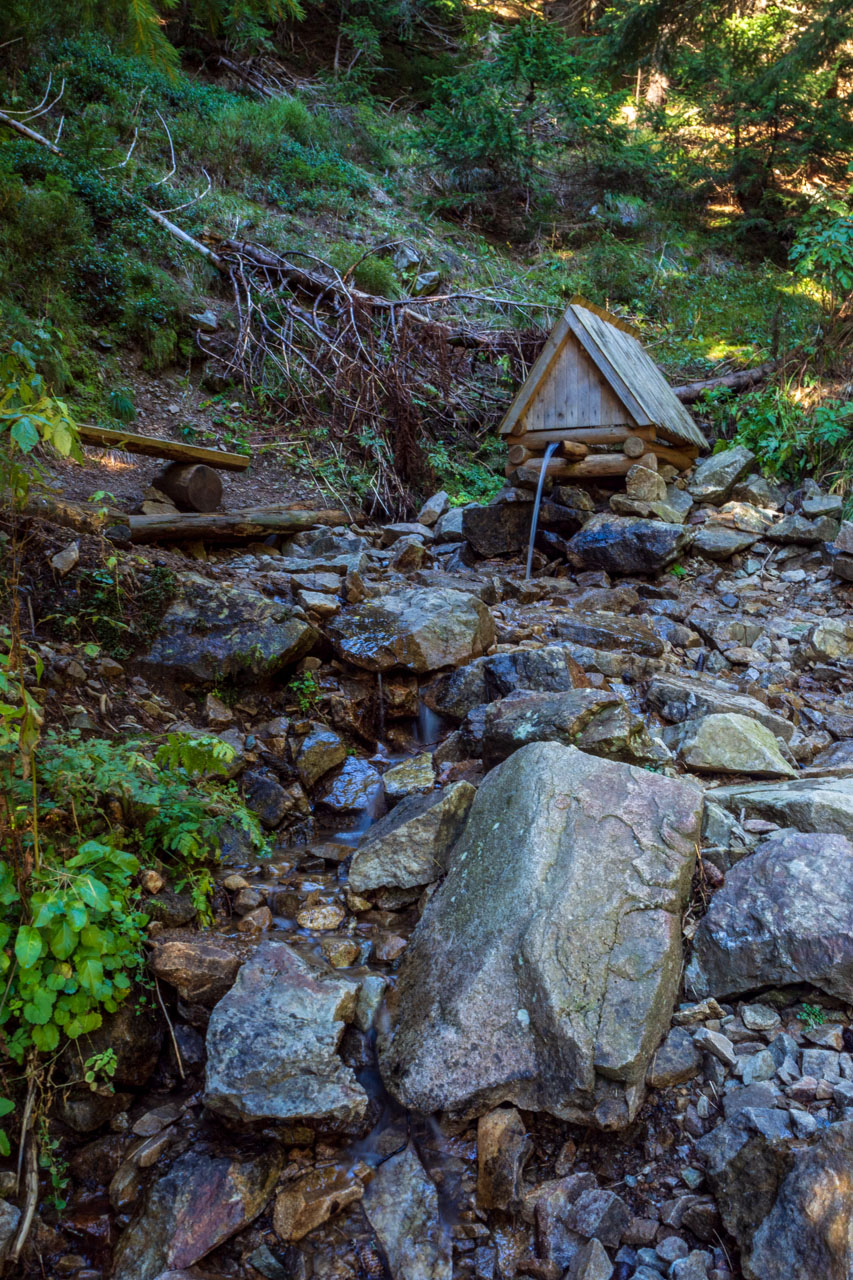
[127,507,351,543]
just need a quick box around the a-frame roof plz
[499,298,708,451]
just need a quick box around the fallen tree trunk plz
[23,493,128,535]
[128,507,351,543]
[672,362,777,403]
[78,425,248,471]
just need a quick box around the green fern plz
[154,731,235,777]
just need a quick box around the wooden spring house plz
[499,298,708,486]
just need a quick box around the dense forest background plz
[2,0,853,505]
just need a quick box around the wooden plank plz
[570,305,708,450]
[563,307,651,428]
[499,313,573,436]
[78,424,251,471]
[508,440,588,465]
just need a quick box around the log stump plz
[156,463,223,513]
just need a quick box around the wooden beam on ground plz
[23,493,128,535]
[128,507,351,543]
[672,361,777,403]
[78,425,250,472]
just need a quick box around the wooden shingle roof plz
[499,298,708,451]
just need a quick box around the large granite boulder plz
[566,515,693,575]
[327,588,494,673]
[204,941,367,1131]
[112,1146,282,1280]
[686,830,853,1001]
[378,742,702,1129]
[645,674,794,742]
[709,775,853,839]
[348,782,476,892]
[688,446,755,504]
[698,1112,853,1280]
[481,689,668,768]
[675,713,796,778]
[139,573,316,683]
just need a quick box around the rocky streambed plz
[15,444,853,1280]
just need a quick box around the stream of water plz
[524,439,560,579]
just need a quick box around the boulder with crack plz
[378,742,702,1128]
[348,782,476,892]
[481,689,669,768]
[327,587,494,673]
[686,830,853,1001]
[204,940,367,1131]
[139,572,316,683]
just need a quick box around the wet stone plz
[476,1107,532,1210]
[646,1027,702,1088]
[273,1166,364,1242]
[362,1146,452,1280]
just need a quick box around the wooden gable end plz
[520,332,637,434]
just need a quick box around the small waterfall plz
[376,672,385,741]
[525,439,560,580]
[416,699,442,747]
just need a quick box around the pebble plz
[693,1028,737,1069]
[740,1003,781,1032]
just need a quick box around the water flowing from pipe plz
[525,439,560,579]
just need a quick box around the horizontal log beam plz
[128,507,351,543]
[508,453,635,486]
[646,441,698,471]
[512,425,656,450]
[78,425,250,471]
[507,440,588,466]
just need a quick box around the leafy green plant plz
[791,199,853,315]
[717,382,853,482]
[288,671,321,715]
[0,337,81,501]
[800,1002,827,1029]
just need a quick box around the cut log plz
[507,440,588,466]
[78,425,249,471]
[156,463,223,513]
[672,362,777,403]
[128,507,350,544]
[508,454,634,487]
[622,435,647,458]
[512,425,656,450]
[646,441,697,471]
